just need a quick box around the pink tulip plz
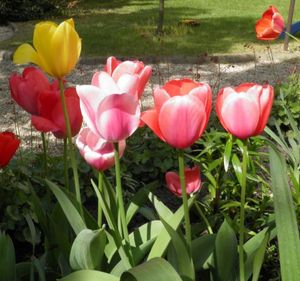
[98,56,152,99]
[77,57,151,142]
[9,67,59,115]
[141,79,212,149]
[166,166,201,197]
[31,87,83,138]
[216,83,274,139]
[76,127,126,171]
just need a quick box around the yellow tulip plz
[13,19,81,79]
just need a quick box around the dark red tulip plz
[0,132,20,168]
[31,87,83,139]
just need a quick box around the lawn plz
[1,0,300,57]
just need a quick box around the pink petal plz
[137,65,152,99]
[105,56,120,76]
[98,71,121,95]
[96,93,141,142]
[76,85,104,135]
[220,93,260,139]
[116,74,139,98]
[91,71,101,87]
[112,61,140,82]
[159,95,206,148]
[163,79,199,96]
[153,87,170,112]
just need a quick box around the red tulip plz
[9,67,59,115]
[255,6,285,40]
[165,166,201,197]
[98,56,152,99]
[31,87,83,138]
[141,79,212,149]
[76,127,126,171]
[0,132,20,168]
[216,83,274,139]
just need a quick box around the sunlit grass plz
[1,0,299,57]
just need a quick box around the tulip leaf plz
[58,270,120,281]
[121,258,183,281]
[251,231,269,281]
[224,135,233,172]
[126,181,158,224]
[0,232,16,281]
[269,146,300,281]
[212,219,238,281]
[70,228,106,270]
[147,196,196,260]
[231,153,242,186]
[160,217,195,281]
[46,180,86,235]
[147,191,173,219]
[191,234,216,271]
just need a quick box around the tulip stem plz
[239,140,248,281]
[113,142,129,243]
[98,171,103,227]
[63,138,70,191]
[58,79,83,215]
[178,149,192,248]
[194,202,213,234]
[41,132,48,177]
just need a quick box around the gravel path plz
[1,46,299,150]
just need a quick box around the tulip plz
[76,127,126,171]
[94,56,152,100]
[166,166,201,197]
[0,132,20,168]
[141,79,212,149]
[9,67,59,115]
[255,6,285,40]
[77,71,143,142]
[13,19,81,78]
[31,87,83,138]
[216,83,274,139]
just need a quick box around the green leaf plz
[59,270,119,281]
[251,231,269,281]
[269,146,300,281]
[224,135,233,172]
[191,234,216,271]
[47,180,86,235]
[121,258,183,281]
[70,228,106,270]
[213,219,238,281]
[232,154,242,186]
[147,196,196,260]
[126,182,158,224]
[160,218,195,281]
[0,232,16,281]
[147,191,173,219]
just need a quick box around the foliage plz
[0,0,69,22]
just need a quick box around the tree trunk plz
[156,0,164,35]
[284,0,296,51]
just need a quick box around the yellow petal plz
[51,19,81,78]
[13,43,39,65]
[66,18,75,28]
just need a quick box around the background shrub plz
[0,0,70,23]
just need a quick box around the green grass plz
[1,0,300,57]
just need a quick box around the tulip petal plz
[0,132,20,168]
[96,93,141,142]
[105,56,120,75]
[98,72,121,95]
[13,43,40,66]
[141,109,165,142]
[31,115,60,134]
[153,88,170,112]
[221,94,260,139]
[159,96,206,148]
[112,61,142,81]
[137,65,152,99]
[163,79,199,96]
[117,74,139,97]
[76,85,105,135]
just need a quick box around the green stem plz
[58,79,82,213]
[239,140,248,281]
[195,202,213,234]
[63,138,70,191]
[285,31,300,43]
[41,132,48,177]
[113,142,129,243]
[178,149,192,247]
[98,171,103,227]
